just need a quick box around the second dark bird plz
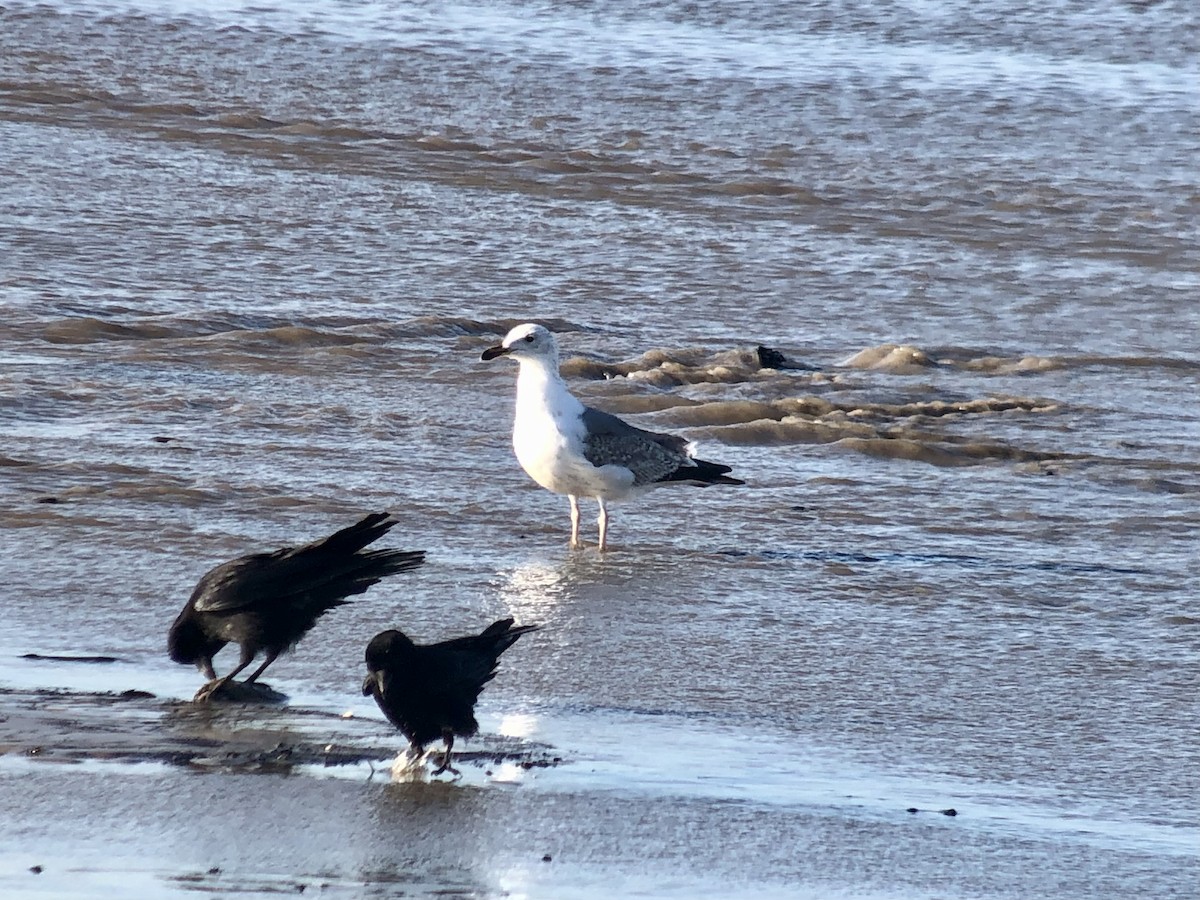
[168,512,425,701]
[362,618,540,775]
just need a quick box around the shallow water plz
[2,0,1199,897]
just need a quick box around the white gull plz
[482,323,743,551]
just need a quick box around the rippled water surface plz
[2,0,1198,897]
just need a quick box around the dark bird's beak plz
[481,344,510,361]
[362,671,379,696]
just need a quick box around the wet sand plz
[1,683,567,898]
[3,681,1195,900]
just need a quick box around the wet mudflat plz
[0,685,556,772]
[2,662,1196,899]
[1,706,1187,900]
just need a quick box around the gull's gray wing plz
[580,406,695,485]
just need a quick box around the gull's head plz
[481,323,559,365]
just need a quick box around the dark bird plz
[362,618,540,775]
[168,512,425,702]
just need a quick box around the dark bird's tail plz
[478,617,541,652]
[356,548,427,578]
[315,512,400,556]
[287,512,426,610]
[442,618,540,658]
[309,552,425,606]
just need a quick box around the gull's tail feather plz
[659,458,744,486]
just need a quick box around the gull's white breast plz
[512,369,635,499]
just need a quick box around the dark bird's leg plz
[199,656,217,681]
[242,648,280,685]
[194,647,255,702]
[194,656,220,699]
[431,729,461,776]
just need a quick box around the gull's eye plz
[524,334,535,343]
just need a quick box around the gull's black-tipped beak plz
[481,344,510,361]
[362,671,379,696]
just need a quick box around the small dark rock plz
[30,865,43,874]
[755,345,815,370]
[34,496,61,504]
[197,680,288,704]
[542,855,552,863]
[756,346,788,369]
[152,436,176,443]
[120,689,156,700]
[207,867,221,875]
[942,808,958,817]
[906,807,919,814]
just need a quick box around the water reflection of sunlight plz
[499,561,568,619]
[496,866,535,900]
[497,712,538,739]
[497,556,622,622]
[497,561,570,620]
[488,762,527,785]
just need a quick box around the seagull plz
[362,618,540,776]
[482,323,743,551]
[168,512,425,702]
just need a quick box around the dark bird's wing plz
[433,618,542,702]
[580,407,743,486]
[190,512,424,614]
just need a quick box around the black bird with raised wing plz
[362,618,540,775]
[169,512,425,701]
